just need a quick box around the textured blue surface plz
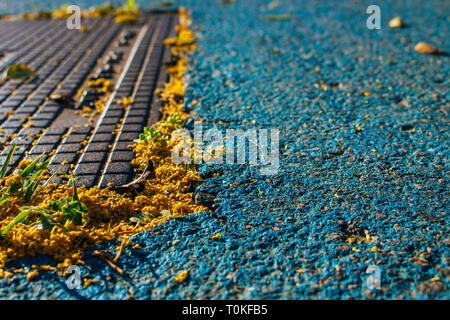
[0,0,449,299]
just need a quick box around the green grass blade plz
[24,157,51,189]
[0,195,8,206]
[0,144,16,180]
[24,180,39,203]
[127,0,136,10]
[0,209,30,238]
[6,181,22,194]
[71,178,79,202]
[19,154,43,178]
[41,170,60,189]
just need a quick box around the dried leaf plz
[262,14,291,22]
[4,64,36,80]
[50,93,75,104]
[114,159,155,191]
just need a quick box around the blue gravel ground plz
[0,0,449,299]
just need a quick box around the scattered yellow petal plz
[174,270,189,283]
[431,276,440,282]
[211,232,222,240]
[26,270,39,281]
[83,279,98,287]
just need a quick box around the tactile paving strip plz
[0,12,176,188]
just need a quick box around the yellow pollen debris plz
[430,276,440,282]
[211,232,222,240]
[0,8,205,279]
[174,270,189,283]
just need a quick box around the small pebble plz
[389,17,403,28]
[414,42,442,54]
